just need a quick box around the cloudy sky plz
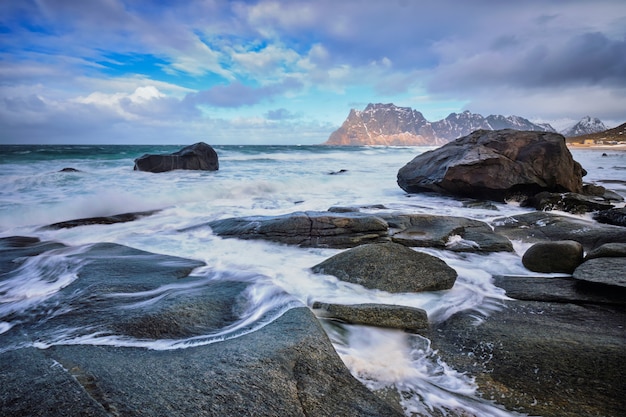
[1,0,625,145]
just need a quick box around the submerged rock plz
[521,191,614,213]
[42,210,159,229]
[312,302,429,334]
[207,211,390,248]
[397,129,584,201]
[134,142,219,173]
[382,213,513,252]
[521,240,584,274]
[311,242,457,293]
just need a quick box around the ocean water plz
[1,144,625,416]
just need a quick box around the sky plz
[1,0,625,145]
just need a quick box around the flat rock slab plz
[42,210,159,230]
[1,308,401,417]
[493,275,624,306]
[311,242,457,293]
[429,300,626,417]
[382,213,513,252]
[312,302,429,334]
[207,211,390,248]
[493,211,626,251]
[573,257,626,290]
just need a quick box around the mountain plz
[323,103,556,146]
[561,116,608,137]
[566,122,626,144]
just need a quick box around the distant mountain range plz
[323,103,610,145]
[566,122,626,144]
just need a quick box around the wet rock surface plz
[382,213,513,252]
[0,237,401,417]
[312,302,429,334]
[311,242,457,293]
[492,211,626,251]
[207,211,390,248]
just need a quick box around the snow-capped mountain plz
[324,103,556,145]
[561,116,608,137]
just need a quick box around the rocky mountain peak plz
[562,116,608,137]
[323,103,556,145]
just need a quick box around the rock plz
[493,275,624,305]
[492,211,626,251]
[593,207,626,227]
[521,240,584,273]
[42,210,159,230]
[206,211,390,248]
[582,183,624,202]
[382,213,513,253]
[311,242,457,293]
[0,237,401,417]
[585,242,626,260]
[429,301,626,417]
[572,257,626,291]
[521,191,614,214]
[134,142,219,173]
[397,129,584,201]
[312,302,429,334]
[59,167,80,172]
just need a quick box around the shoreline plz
[567,143,626,151]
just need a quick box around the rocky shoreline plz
[2,131,625,416]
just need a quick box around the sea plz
[1,144,625,416]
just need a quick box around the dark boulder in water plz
[311,242,457,293]
[59,167,80,172]
[134,142,219,173]
[593,207,626,227]
[42,210,159,229]
[521,191,614,214]
[397,129,585,201]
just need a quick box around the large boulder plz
[397,129,585,201]
[134,142,219,173]
[206,211,390,248]
[311,242,457,293]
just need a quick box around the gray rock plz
[521,240,584,273]
[397,129,584,201]
[207,211,390,248]
[493,275,624,305]
[582,183,624,202]
[492,211,626,251]
[429,301,626,417]
[382,213,513,252]
[573,257,626,290]
[585,242,626,260]
[134,142,219,173]
[311,242,457,293]
[593,207,626,227]
[522,191,614,214]
[312,302,429,334]
[42,210,159,230]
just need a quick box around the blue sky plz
[1,0,625,144]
